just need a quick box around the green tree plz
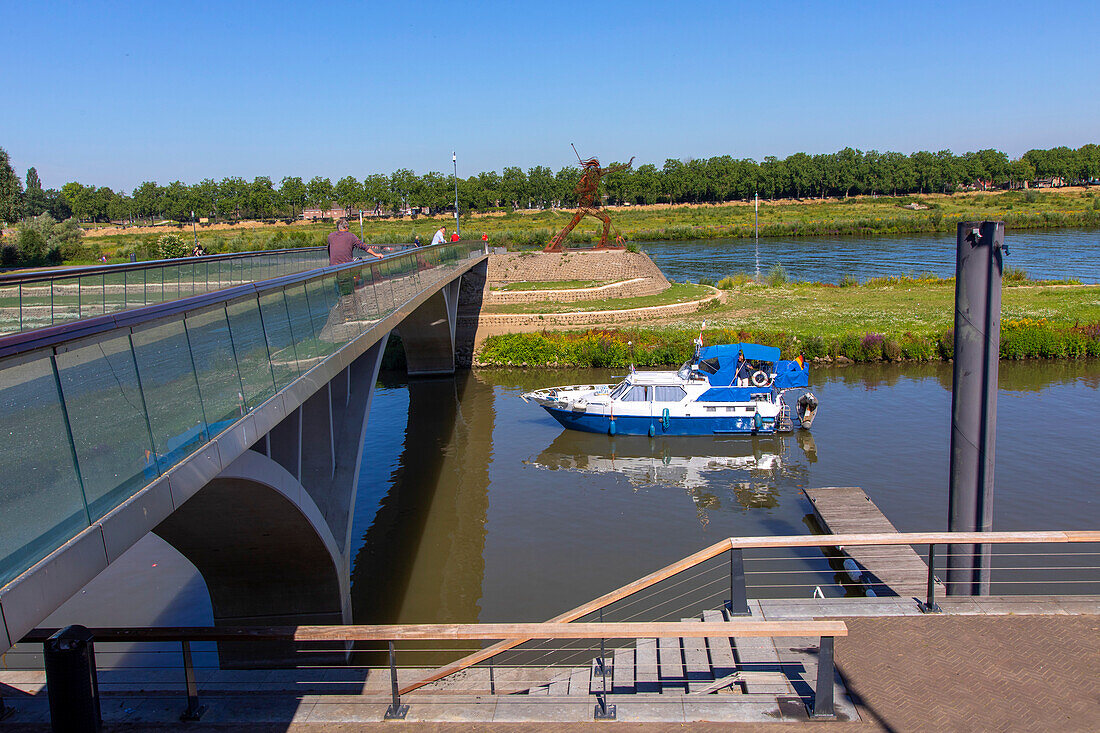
[0,147,23,223]
[634,163,660,204]
[334,175,363,212]
[219,177,248,220]
[501,166,528,209]
[306,176,334,212]
[279,176,307,217]
[23,166,48,217]
[363,174,391,214]
[132,181,163,224]
[249,176,277,219]
[527,165,556,208]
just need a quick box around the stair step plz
[568,666,589,696]
[703,608,739,685]
[658,636,685,692]
[681,617,713,693]
[723,606,793,695]
[634,638,660,693]
[612,647,635,694]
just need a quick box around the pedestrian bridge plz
[0,242,489,655]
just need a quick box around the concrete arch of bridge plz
[153,451,348,666]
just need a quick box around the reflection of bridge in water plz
[0,242,489,660]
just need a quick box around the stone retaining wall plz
[489,250,669,286]
[485,277,663,304]
[466,286,722,328]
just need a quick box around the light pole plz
[191,210,198,250]
[452,151,461,238]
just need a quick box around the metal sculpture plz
[545,147,634,252]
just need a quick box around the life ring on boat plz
[750,370,770,387]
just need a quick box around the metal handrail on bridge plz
[0,241,485,590]
[0,246,330,335]
[401,530,1100,694]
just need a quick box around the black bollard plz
[44,625,101,732]
[946,221,1005,596]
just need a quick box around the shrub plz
[767,262,789,287]
[698,276,714,286]
[157,234,189,259]
[1,244,17,267]
[1023,189,1039,203]
[838,274,859,288]
[16,227,49,262]
[717,272,751,288]
[1003,266,1029,284]
[861,332,885,361]
[937,328,955,359]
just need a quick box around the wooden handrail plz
[22,620,846,644]
[399,529,1100,693]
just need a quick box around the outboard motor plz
[796,392,819,428]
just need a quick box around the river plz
[637,227,1100,284]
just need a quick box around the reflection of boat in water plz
[522,342,818,436]
[528,433,787,492]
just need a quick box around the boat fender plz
[661,408,671,430]
[751,370,769,387]
[753,412,762,431]
[843,557,862,582]
[648,423,655,437]
[609,419,616,436]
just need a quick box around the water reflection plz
[526,431,819,527]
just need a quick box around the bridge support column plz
[397,279,461,376]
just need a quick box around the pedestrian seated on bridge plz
[327,218,381,265]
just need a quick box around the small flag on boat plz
[796,354,805,368]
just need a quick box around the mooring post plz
[946,221,1005,596]
[728,547,751,616]
[43,625,101,732]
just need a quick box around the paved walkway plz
[2,612,1097,731]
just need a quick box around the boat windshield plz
[677,361,692,380]
[609,381,631,400]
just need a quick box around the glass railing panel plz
[104,270,127,314]
[282,282,317,370]
[0,282,18,334]
[258,289,300,389]
[124,269,146,310]
[18,281,51,331]
[304,276,341,357]
[0,350,87,587]
[78,274,105,319]
[131,319,208,471]
[51,276,81,326]
[226,296,276,409]
[54,332,155,523]
[185,305,246,436]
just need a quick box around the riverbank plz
[474,277,1100,366]
[71,187,1100,263]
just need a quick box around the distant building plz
[301,206,355,220]
[1031,177,1066,188]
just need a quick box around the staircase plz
[522,607,797,697]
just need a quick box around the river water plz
[638,227,1100,284]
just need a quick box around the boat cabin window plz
[698,357,721,375]
[652,385,687,402]
[619,385,649,402]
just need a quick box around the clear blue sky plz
[3,0,1098,191]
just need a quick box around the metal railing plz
[0,241,484,589]
[402,530,1100,694]
[0,247,329,335]
[18,619,847,723]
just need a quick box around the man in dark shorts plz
[327,218,382,265]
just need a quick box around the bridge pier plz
[397,278,461,376]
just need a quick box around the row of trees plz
[4,144,1099,226]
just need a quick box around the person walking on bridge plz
[431,225,447,245]
[327,218,381,265]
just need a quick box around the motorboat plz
[521,341,818,436]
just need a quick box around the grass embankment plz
[77,188,1100,263]
[482,283,713,314]
[477,276,1100,366]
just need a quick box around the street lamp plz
[452,151,461,238]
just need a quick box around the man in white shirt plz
[431,226,447,245]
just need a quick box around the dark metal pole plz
[946,221,1005,596]
[0,695,14,721]
[384,641,408,720]
[44,625,101,732]
[728,548,750,616]
[919,544,942,613]
[593,606,615,719]
[810,636,836,719]
[179,641,205,721]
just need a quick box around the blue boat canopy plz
[773,359,809,389]
[697,344,781,363]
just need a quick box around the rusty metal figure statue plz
[545,147,634,252]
